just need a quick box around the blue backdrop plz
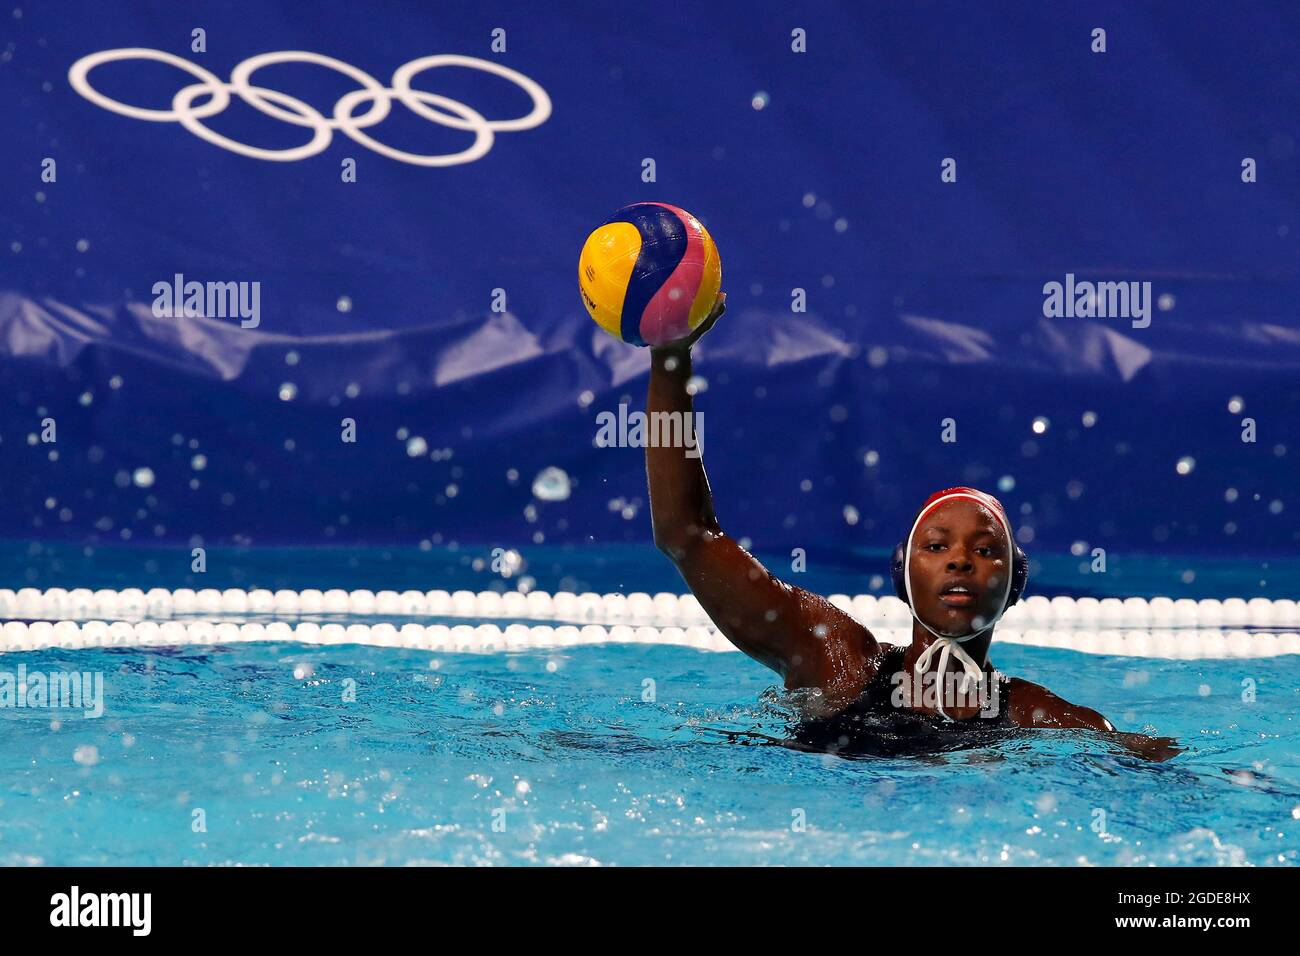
[1,0,1298,566]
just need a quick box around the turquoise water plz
[2,540,1298,865]
[2,638,1297,866]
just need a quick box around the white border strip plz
[2,618,1298,658]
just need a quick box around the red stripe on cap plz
[917,486,1009,525]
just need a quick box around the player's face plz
[908,499,1010,638]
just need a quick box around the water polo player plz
[645,295,1180,760]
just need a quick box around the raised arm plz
[645,297,880,710]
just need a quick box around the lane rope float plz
[0,618,1297,658]
[1,588,1297,657]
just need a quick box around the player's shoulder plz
[1006,677,1114,731]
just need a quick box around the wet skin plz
[645,295,1181,762]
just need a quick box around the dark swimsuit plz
[791,644,1023,758]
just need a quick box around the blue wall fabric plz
[1,1,1297,557]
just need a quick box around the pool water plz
[2,636,1297,866]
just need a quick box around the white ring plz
[334,88,493,167]
[391,54,552,132]
[68,47,230,122]
[230,50,391,130]
[68,48,552,166]
[173,82,332,162]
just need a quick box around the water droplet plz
[1081,410,1097,427]
[531,466,571,502]
[406,436,428,457]
[1175,456,1195,475]
[1032,416,1050,435]
[1228,395,1244,414]
[751,91,770,110]
[191,454,207,471]
[336,296,352,313]
[495,549,524,577]
[278,382,298,401]
[998,475,1016,493]
[132,467,155,488]
[73,744,99,766]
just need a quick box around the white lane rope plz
[1,588,1298,657]
[2,587,1298,628]
[0,619,1297,658]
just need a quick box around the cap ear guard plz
[890,540,1029,608]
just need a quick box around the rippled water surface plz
[1,637,1297,865]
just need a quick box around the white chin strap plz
[912,636,986,702]
[903,491,1015,716]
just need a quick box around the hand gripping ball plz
[578,202,722,347]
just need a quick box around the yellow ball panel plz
[578,221,642,340]
[686,228,722,331]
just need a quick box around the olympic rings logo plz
[67,48,552,166]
